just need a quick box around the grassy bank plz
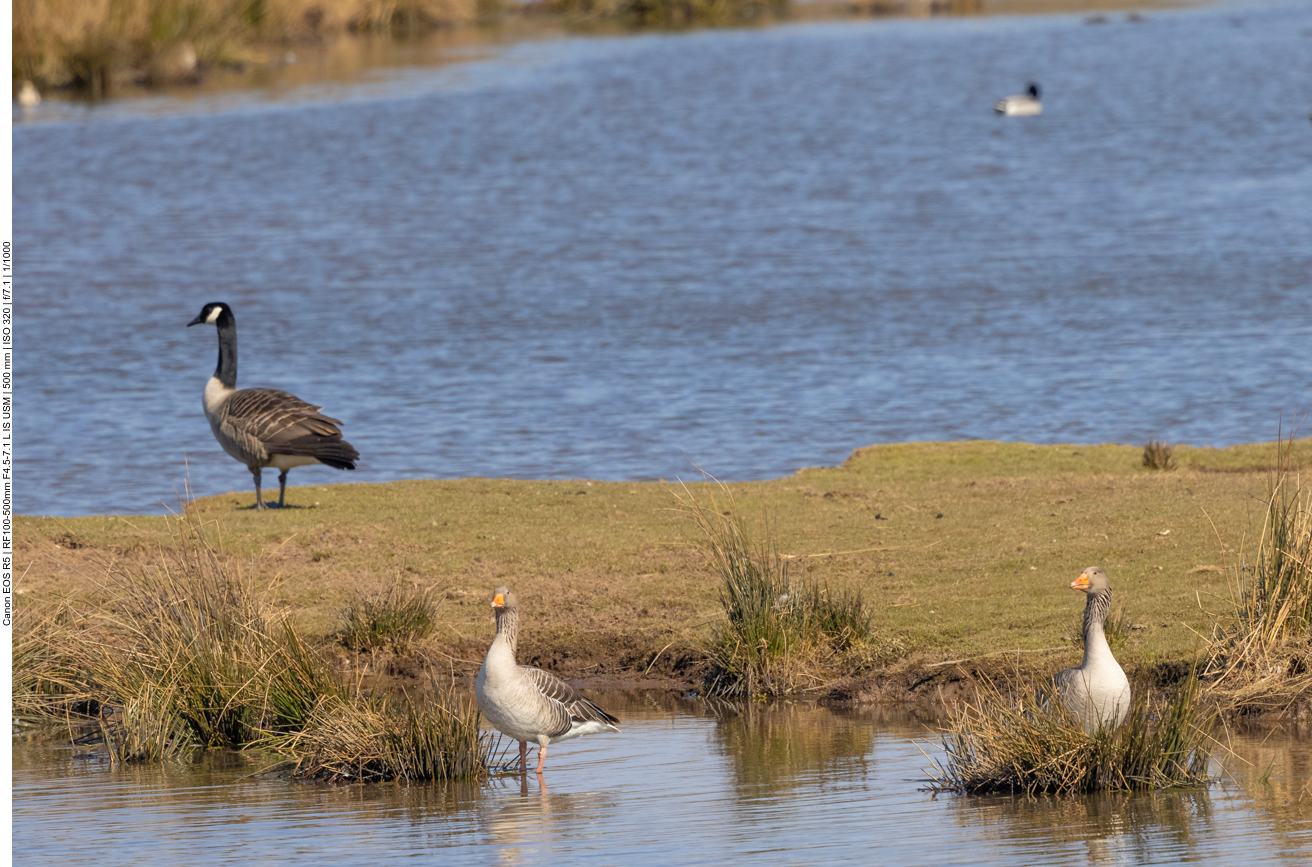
[17,439,1308,701]
[10,0,782,95]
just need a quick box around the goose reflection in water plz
[482,780,616,866]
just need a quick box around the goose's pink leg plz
[536,745,548,776]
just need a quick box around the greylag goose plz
[1053,566,1131,732]
[475,587,620,776]
[187,302,359,509]
[994,83,1042,116]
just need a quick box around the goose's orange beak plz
[492,593,505,608]
[1071,572,1091,591]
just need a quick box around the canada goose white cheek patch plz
[206,306,223,324]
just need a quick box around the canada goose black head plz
[1027,83,1041,100]
[187,302,233,328]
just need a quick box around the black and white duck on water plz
[994,83,1043,116]
[187,302,359,509]
[1054,566,1131,733]
[475,587,620,777]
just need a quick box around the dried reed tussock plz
[264,682,490,782]
[1205,446,1312,710]
[99,683,196,765]
[929,674,1212,795]
[677,481,872,698]
[1142,440,1177,471]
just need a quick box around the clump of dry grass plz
[929,673,1212,795]
[14,507,485,780]
[98,684,197,765]
[338,584,439,652]
[262,678,491,782]
[678,482,872,698]
[1142,440,1177,471]
[65,510,340,746]
[1205,441,1312,710]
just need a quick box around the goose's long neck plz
[1080,589,1114,667]
[493,606,520,658]
[213,311,238,389]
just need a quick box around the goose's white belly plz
[476,664,549,744]
[1063,663,1131,731]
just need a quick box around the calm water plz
[13,692,1312,865]
[15,1,1312,517]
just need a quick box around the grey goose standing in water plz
[187,302,359,509]
[1054,566,1131,732]
[475,587,620,776]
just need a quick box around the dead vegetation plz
[1204,438,1312,712]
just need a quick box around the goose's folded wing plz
[224,388,359,466]
[521,666,620,732]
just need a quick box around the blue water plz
[15,1,1312,516]
[13,695,1312,865]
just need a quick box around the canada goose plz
[17,81,41,108]
[186,302,359,509]
[994,83,1042,116]
[475,587,620,776]
[1053,566,1131,732]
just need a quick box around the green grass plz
[18,438,1310,691]
[929,672,1212,795]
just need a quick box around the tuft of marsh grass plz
[18,506,490,778]
[1205,439,1312,709]
[677,482,872,698]
[338,584,439,653]
[263,678,491,782]
[18,506,338,746]
[929,672,1212,795]
[1142,440,1177,471]
[99,685,196,765]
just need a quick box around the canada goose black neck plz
[188,302,238,389]
[214,311,237,389]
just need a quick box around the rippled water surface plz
[15,1,1312,516]
[14,693,1312,865]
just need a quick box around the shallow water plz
[14,693,1312,865]
[15,1,1312,517]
